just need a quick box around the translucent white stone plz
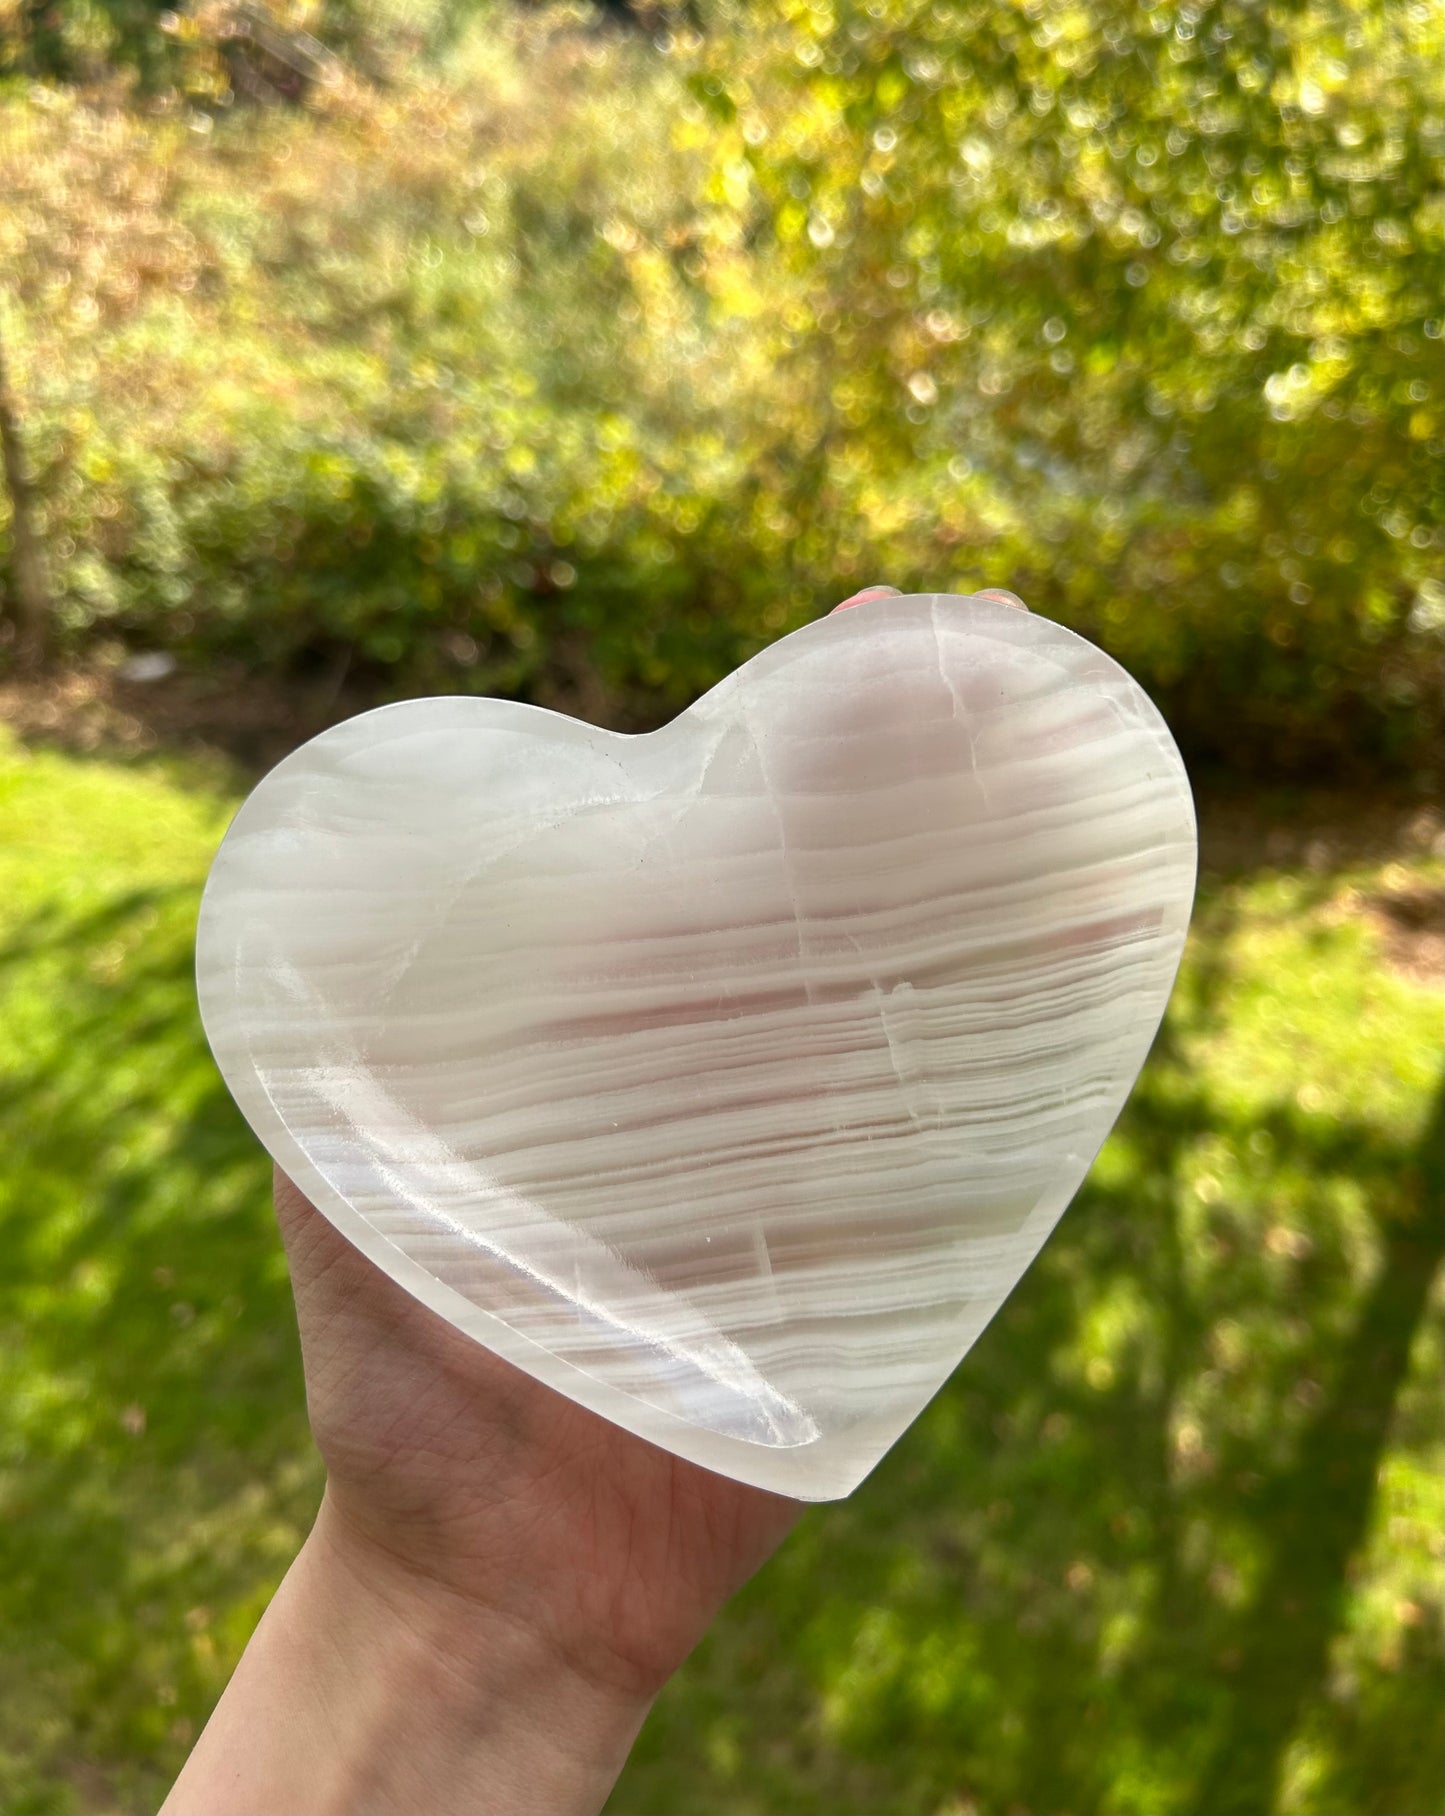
[197,594,1196,1499]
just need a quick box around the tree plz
[0,304,50,665]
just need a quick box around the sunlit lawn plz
[0,726,1439,1816]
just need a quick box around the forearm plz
[161,1493,652,1816]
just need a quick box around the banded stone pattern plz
[197,594,1196,1498]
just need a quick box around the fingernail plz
[974,587,1029,612]
[832,584,902,614]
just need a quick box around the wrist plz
[163,1492,653,1816]
[311,1494,654,1810]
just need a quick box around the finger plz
[829,583,1031,616]
[830,584,901,614]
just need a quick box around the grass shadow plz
[0,887,318,1812]
[0,753,1438,1814]
[614,893,1444,1816]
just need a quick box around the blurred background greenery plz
[0,1,1440,1812]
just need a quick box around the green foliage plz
[0,0,178,88]
[0,731,1440,1812]
[0,734,314,1813]
[0,1,1440,774]
[696,0,1445,774]
[0,0,491,91]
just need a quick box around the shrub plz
[0,1,1440,776]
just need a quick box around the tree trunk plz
[0,309,50,665]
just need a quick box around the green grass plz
[0,727,1440,1816]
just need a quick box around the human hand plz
[164,586,923,1816]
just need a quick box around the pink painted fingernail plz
[831,584,902,614]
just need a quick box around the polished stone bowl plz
[197,592,1196,1499]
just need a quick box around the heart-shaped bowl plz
[197,592,1196,1499]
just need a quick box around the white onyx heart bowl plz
[197,593,1196,1500]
